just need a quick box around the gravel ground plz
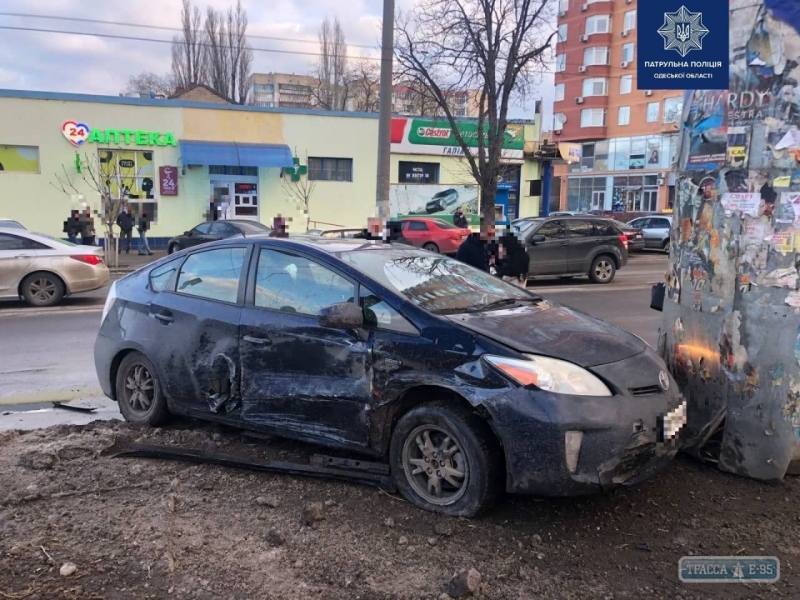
[1,420,798,600]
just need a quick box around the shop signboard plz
[390,184,480,226]
[391,118,524,160]
[159,166,178,196]
[61,121,177,147]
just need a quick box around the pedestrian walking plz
[496,233,530,288]
[137,212,153,256]
[453,207,469,229]
[64,209,80,244]
[80,207,95,246]
[116,207,134,254]
[455,233,489,272]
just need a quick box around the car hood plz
[444,300,646,367]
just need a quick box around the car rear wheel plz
[21,272,65,307]
[422,242,440,253]
[663,239,670,254]
[389,402,501,517]
[589,256,616,284]
[116,352,170,426]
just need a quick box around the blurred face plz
[367,217,382,236]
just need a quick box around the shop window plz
[642,189,658,212]
[399,161,440,184]
[646,140,661,166]
[594,140,609,171]
[581,143,595,171]
[0,145,40,173]
[309,157,353,182]
[99,149,155,200]
[209,165,258,176]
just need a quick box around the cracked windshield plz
[0,0,798,598]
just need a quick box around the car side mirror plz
[530,234,545,244]
[184,231,192,236]
[318,302,364,330]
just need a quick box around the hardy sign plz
[61,121,178,147]
[638,1,729,90]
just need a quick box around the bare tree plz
[171,0,207,90]
[350,55,381,112]
[226,0,253,104]
[313,16,350,110]
[281,156,317,232]
[123,72,176,97]
[205,7,230,98]
[395,0,555,228]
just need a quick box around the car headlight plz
[484,355,612,396]
[663,400,687,440]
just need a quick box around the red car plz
[400,217,471,254]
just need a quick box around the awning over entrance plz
[179,140,294,168]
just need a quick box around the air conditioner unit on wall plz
[580,35,589,42]
[645,90,653,96]
[581,4,588,11]
[576,97,585,104]
[555,129,563,135]
[578,65,588,73]
[621,61,630,68]
[621,30,629,37]
[657,178,665,185]
[626,0,633,4]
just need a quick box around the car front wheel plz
[115,352,170,425]
[589,255,616,284]
[389,402,501,517]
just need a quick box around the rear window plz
[431,219,457,229]
[593,220,621,236]
[149,258,182,292]
[233,221,270,233]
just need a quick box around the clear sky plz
[0,0,554,125]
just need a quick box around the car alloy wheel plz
[402,425,469,506]
[423,242,440,253]
[594,259,613,281]
[28,277,58,304]
[123,363,155,415]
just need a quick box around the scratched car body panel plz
[95,236,686,516]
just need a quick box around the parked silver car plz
[627,215,673,253]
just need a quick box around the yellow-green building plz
[0,89,543,245]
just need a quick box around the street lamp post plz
[375,0,395,222]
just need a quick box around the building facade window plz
[566,176,609,212]
[618,106,631,126]
[0,145,40,173]
[646,102,660,122]
[555,83,565,102]
[581,108,606,128]
[582,77,608,97]
[664,97,683,123]
[99,149,155,200]
[585,15,611,35]
[398,161,440,184]
[308,157,353,182]
[209,165,259,176]
[623,10,637,32]
[558,24,568,42]
[559,0,569,13]
[619,75,632,95]
[583,46,609,66]
[556,53,566,72]
[253,84,274,92]
[622,43,635,63]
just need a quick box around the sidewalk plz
[106,249,167,273]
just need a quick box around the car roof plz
[206,233,410,255]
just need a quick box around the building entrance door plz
[210,180,259,221]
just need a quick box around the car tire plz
[422,242,440,253]
[116,352,170,426]
[589,255,616,284]
[389,402,501,518]
[663,239,670,254]
[21,272,65,307]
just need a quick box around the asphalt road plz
[0,252,667,429]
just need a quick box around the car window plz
[568,220,595,238]
[175,247,246,303]
[652,218,671,229]
[406,221,428,232]
[431,219,457,230]
[232,221,270,233]
[149,258,182,292]
[192,223,213,235]
[359,286,418,335]
[0,220,25,230]
[210,222,230,235]
[536,220,566,240]
[255,248,355,316]
[0,233,43,250]
[593,221,620,236]
[629,218,645,228]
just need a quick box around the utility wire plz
[0,11,379,50]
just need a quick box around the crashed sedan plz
[95,236,686,517]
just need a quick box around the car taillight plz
[618,235,628,250]
[71,254,104,265]
[450,232,463,241]
[625,231,636,238]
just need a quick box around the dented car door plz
[238,245,372,448]
[148,246,249,414]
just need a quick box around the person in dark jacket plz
[137,212,153,256]
[64,210,80,244]
[116,207,134,253]
[80,207,95,246]
[453,207,468,229]
[456,233,489,271]
[496,233,530,288]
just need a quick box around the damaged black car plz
[95,236,687,517]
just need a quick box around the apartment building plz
[551,0,683,213]
[248,73,318,109]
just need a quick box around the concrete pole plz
[540,161,552,217]
[375,0,395,222]
[662,0,800,481]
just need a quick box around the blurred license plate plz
[636,234,642,239]
[461,234,469,240]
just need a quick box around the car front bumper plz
[481,349,683,496]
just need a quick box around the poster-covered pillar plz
[661,0,800,480]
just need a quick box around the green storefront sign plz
[87,129,177,147]
[407,118,524,151]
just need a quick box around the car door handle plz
[153,313,173,324]
[15,254,34,259]
[243,335,272,346]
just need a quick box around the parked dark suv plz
[514,217,629,284]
